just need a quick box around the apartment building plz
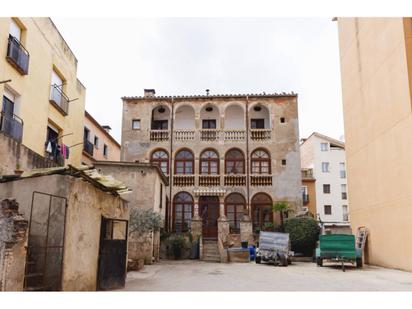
[301,167,316,218]
[336,17,412,271]
[121,89,302,261]
[0,18,86,174]
[300,132,350,233]
[82,111,120,165]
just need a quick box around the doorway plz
[199,196,220,239]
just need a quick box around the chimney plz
[144,89,156,97]
[102,125,112,133]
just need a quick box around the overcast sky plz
[53,18,344,142]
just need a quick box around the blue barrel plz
[248,245,256,261]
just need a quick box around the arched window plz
[173,192,194,232]
[151,149,169,175]
[200,149,219,175]
[225,193,245,233]
[225,149,245,174]
[252,193,273,232]
[175,149,194,174]
[251,149,271,174]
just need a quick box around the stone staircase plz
[202,240,220,262]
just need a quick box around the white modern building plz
[300,132,350,233]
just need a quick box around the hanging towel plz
[46,141,52,153]
[61,144,67,159]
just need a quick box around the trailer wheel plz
[255,256,262,264]
[316,257,323,267]
[356,257,363,268]
[278,253,288,267]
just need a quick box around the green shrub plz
[284,217,320,256]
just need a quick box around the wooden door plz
[199,196,219,239]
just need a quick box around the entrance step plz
[202,240,220,262]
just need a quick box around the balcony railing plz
[173,175,195,186]
[250,129,271,141]
[250,175,272,186]
[49,84,69,115]
[150,129,170,142]
[199,175,220,186]
[224,174,246,186]
[0,111,23,142]
[83,139,94,156]
[200,129,219,141]
[6,35,29,75]
[301,168,314,179]
[302,194,309,205]
[174,129,195,142]
[223,130,246,142]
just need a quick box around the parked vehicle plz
[315,234,362,271]
[255,231,293,266]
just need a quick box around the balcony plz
[224,174,246,186]
[174,129,195,142]
[200,129,219,141]
[150,130,170,142]
[49,85,69,115]
[173,175,195,187]
[223,130,246,142]
[302,194,309,205]
[6,35,29,75]
[198,175,220,186]
[301,168,314,179]
[83,139,94,156]
[250,129,271,141]
[250,175,272,186]
[0,111,23,142]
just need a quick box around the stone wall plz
[0,132,59,175]
[0,199,28,291]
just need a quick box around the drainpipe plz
[169,97,174,232]
[245,96,250,215]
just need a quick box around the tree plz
[129,208,163,235]
[272,201,294,229]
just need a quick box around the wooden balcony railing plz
[224,174,246,186]
[174,129,195,142]
[250,129,271,141]
[223,130,246,141]
[250,175,272,186]
[198,175,220,186]
[199,129,219,141]
[6,35,29,75]
[150,130,170,142]
[173,175,195,186]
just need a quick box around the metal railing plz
[0,111,23,142]
[301,169,314,179]
[6,35,29,75]
[49,84,69,115]
[83,139,94,156]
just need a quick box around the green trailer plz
[315,234,363,271]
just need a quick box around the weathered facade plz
[0,168,129,291]
[94,161,168,266]
[336,17,412,271]
[121,89,302,261]
[0,17,86,171]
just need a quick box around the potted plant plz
[14,162,24,175]
[170,235,188,259]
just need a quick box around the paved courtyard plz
[121,260,412,291]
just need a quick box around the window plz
[173,192,193,232]
[94,136,99,148]
[324,205,332,215]
[84,127,90,141]
[132,119,141,130]
[342,205,349,221]
[323,184,331,194]
[281,159,286,166]
[200,149,219,174]
[225,193,245,233]
[251,118,265,129]
[340,162,346,178]
[151,149,169,175]
[252,193,273,232]
[7,19,29,75]
[341,184,347,200]
[322,162,330,172]
[175,149,194,174]
[9,19,22,42]
[225,149,245,174]
[103,144,108,157]
[280,117,286,123]
[202,119,216,129]
[321,143,329,151]
[251,149,271,174]
[152,120,168,130]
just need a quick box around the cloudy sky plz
[53,18,343,142]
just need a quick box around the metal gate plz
[24,192,67,291]
[97,217,128,290]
